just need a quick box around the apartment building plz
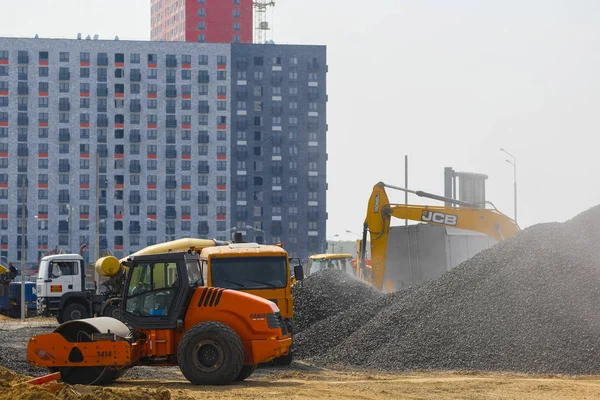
[0,37,326,264]
[151,0,253,43]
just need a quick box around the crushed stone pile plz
[295,205,600,374]
[291,269,382,334]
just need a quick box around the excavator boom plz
[362,182,520,290]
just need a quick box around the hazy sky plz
[2,0,599,241]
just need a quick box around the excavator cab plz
[122,252,200,330]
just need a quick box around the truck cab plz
[200,243,303,365]
[36,254,85,316]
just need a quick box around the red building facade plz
[151,0,253,43]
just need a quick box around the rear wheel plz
[236,365,256,381]
[177,321,244,385]
[61,303,89,322]
[102,304,121,320]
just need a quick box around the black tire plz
[102,304,121,320]
[56,313,64,324]
[177,321,244,385]
[235,365,256,381]
[61,303,89,322]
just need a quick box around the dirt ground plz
[3,318,600,399]
[113,365,600,400]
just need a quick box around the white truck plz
[36,253,123,322]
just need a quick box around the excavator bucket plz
[27,317,133,385]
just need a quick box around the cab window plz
[125,262,179,317]
[48,261,78,278]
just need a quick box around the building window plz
[59,52,69,62]
[198,34,206,43]
[198,8,205,16]
[198,21,205,30]
[233,9,240,18]
[234,22,240,31]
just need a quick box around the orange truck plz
[27,251,291,385]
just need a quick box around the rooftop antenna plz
[34,34,39,39]
[253,1,275,44]
[77,33,82,40]
[115,36,119,41]
[86,35,91,40]
[93,34,99,40]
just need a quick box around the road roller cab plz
[27,251,292,386]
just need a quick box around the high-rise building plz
[0,37,326,266]
[151,0,253,44]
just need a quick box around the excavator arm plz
[361,182,520,290]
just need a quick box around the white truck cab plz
[36,254,85,316]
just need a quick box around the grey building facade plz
[0,37,326,265]
[230,44,327,260]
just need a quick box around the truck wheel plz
[177,321,244,385]
[235,365,256,381]
[62,303,89,322]
[56,314,64,324]
[102,305,121,320]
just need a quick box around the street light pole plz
[20,180,26,320]
[500,148,517,223]
[245,225,267,244]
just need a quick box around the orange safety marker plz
[25,372,61,385]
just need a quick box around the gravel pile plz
[296,206,600,374]
[292,269,382,334]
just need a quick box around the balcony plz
[97,87,108,97]
[198,105,210,114]
[58,164,70,172]
[130,133,141,143]
[165,89,177,98]
[166,119,177,128]
[166,59,177,68]
[165,180,177,189]
[17,85,29,95]
[59,132,70,142]
[58,195,70,203]
[58,72,70,81]
[129,225,141,234]
[129,194,141,203]
[198,74,209,84]
[130,104,141,113]
[18,73,27,81]
[97,147,108,158]
[59,103,70,111]
[17,117,29,126]
[97,117,109,127]
[198,164,209,174]
[165,149,177,158]
[17,147,28,157]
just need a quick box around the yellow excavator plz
[360,182,521,291]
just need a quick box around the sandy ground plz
[114,365,600,400]
[4,318,600,399]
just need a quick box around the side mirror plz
[293,264,304,281]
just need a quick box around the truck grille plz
[266,312,288,335]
